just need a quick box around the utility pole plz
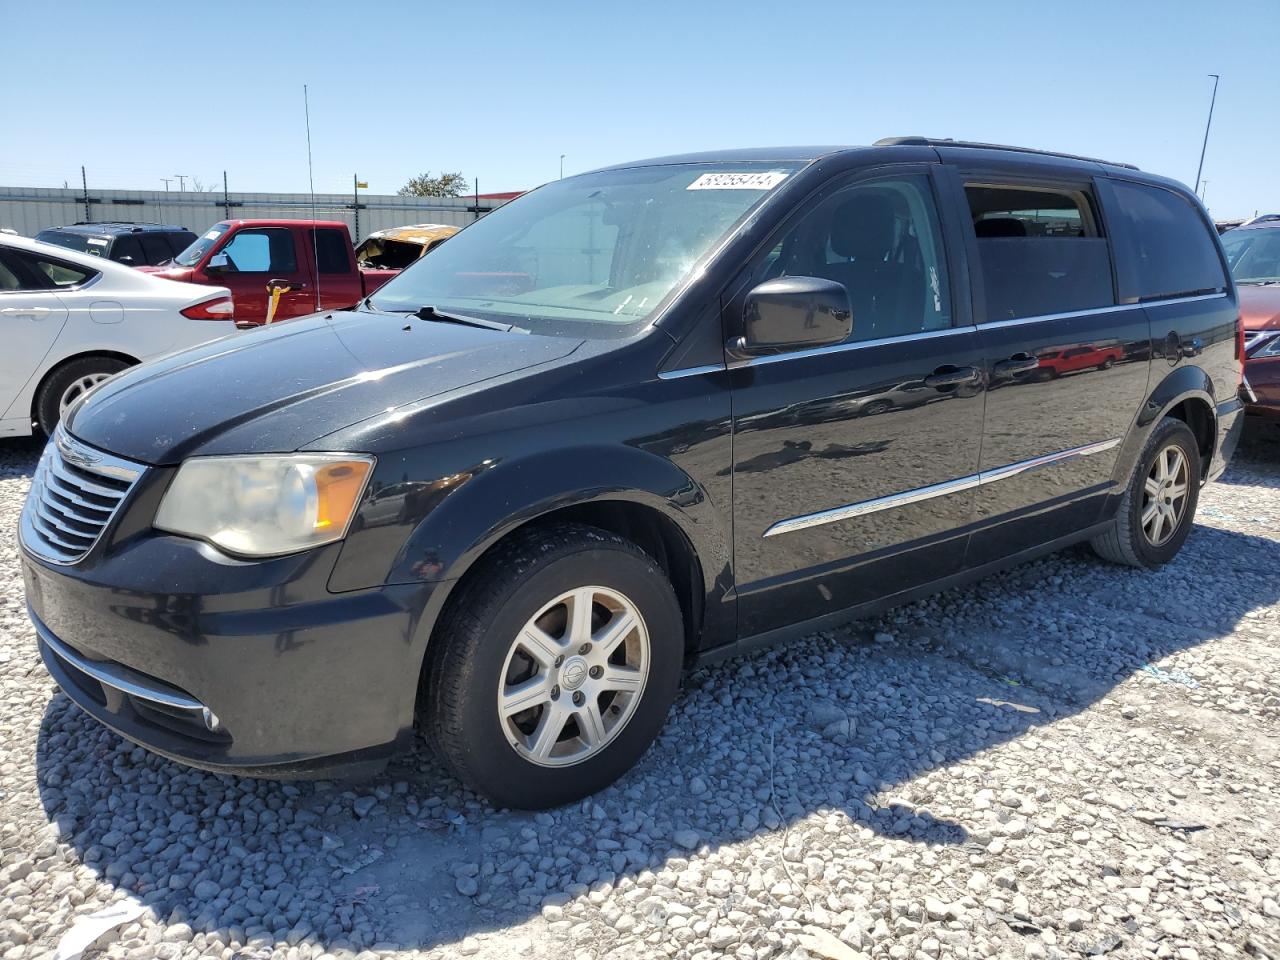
[175,174,188,192]
[81,166,90,222]
[353,174,366,243]
[1194,74,1220,197]
[560,154,566,179]
[223,171,231,221]
[160,178,172,192]
[1200,180,1209,205]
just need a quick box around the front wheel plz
[425,523,683,809]
[1090,417,1201,569]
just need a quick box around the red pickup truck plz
[141,219,398,326]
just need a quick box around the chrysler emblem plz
[56,434,102,468]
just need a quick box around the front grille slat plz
[20,427,144,565]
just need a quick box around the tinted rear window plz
[311,228,351,274]
[1105,180,1227,301]
[966,183,1114,322]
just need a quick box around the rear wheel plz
[426,523,683,809]
[1091,417,1201,569]
[35,356,129,435]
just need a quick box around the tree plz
[398,171,469,198]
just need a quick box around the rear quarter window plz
[1104,180,1228,301]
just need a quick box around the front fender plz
[329,443,730,598]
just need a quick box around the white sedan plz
[0,234,239,437]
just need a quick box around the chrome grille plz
[20,427,144,564]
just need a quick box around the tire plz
[425,522,684,809]
[1099,358,1115,370]
[35,356,129,436]
[861,399,893,417]
[1090,416,1201,569]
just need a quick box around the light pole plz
[174,174,189,192]
[1194,74,1220,198]
[560,154,565,179]
[160,178,172,192]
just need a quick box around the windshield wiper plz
[414,305,528,334]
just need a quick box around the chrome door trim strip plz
[740,324,971,369]
[657,363,726,380]
[979,303,1143,330]
[762,437,1122,537]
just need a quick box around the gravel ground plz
[2,427,1278,960]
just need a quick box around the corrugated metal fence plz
[0,187,509,242]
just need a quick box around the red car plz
[1036,344,1125,378]
[1222,217,1280,418]
[141,219,399,325]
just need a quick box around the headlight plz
[155,454,374,557]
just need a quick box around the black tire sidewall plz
[36,357,128,435]
[1126,421,1201,567]
[436,543,683,809]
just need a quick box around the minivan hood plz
[65,310,583,464]
[1239,284,1280,332]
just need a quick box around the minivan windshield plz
[173,223,230,267]
[1222,228,1280,284]
[368,162,801,334]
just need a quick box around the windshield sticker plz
[203,230,221,240]
[87,237,108,246]
[687,172,789,191]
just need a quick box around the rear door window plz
[310,228,351,274]
[965,183,1114,322]
[139,234,174,264]
[0,249,96,289]
[1103,179,1228,301]
[110,235,144,265]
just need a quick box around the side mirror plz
[729,276,852,360]
[206,251,229,271]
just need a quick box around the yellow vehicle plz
[354,223,459,270]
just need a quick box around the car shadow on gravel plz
[30,459,1280,954]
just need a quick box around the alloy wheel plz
[1141,444,1189,547]
[497,585,650,767]
[59,373,113,416]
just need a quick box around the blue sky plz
[2,0,1276,218]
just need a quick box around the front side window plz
[1222,228,1280,285]
[1106,180,1227,301]
[966,182,1113,321]
[369,162,801,335]
[139,234,173,265]
[754,175,952,342]
[217,228,298,273]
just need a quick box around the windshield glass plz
[35,231,109,256]
[368,162,800,334]
[173,223,230,267]
[1222,228,1280,283]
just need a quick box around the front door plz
[955,172,1152,565]
[729,170,986,639]
[203,227,313,323]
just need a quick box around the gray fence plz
[0,187,511,243]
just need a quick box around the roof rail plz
[874,137,1140,171]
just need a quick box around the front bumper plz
[1207,395,1245,482]
[22,533,444,778]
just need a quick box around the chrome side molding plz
[763,437,1121,537]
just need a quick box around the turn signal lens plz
[181,295,236,320]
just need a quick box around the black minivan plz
[20,139,1244,809]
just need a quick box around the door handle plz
[992,353,1040,377]
[0,306,50,319]
[923,365,981,389]
[266,278,306,292]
